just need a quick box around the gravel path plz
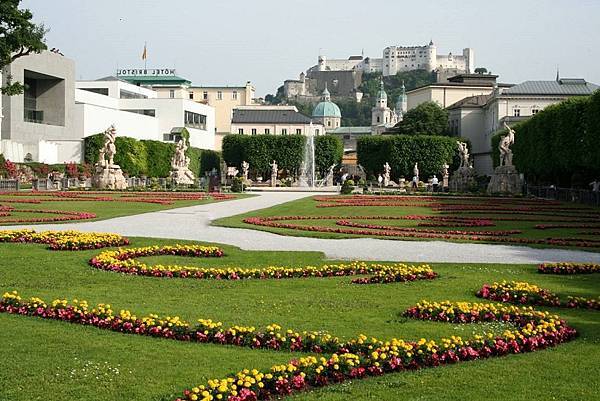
[11,192,600,264]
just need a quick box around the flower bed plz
[89,248,437,284]
[0,229,129,250]
[0,291,578,401]
[243,216,600,248]
[0,206,97,224]
[0,191,236,205]
[538,262,600,275]
[477,281,599,310]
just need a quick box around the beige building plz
[407,74,511,110]
[126,78,256,150]
[448,78,599,175]
[231,105,324,137]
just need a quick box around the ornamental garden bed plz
[0,230,599,401]
[0,191,239,224]
[215,195,600,250]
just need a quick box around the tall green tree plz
[0,0,47,95]
[392,101,449,136]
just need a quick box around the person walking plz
[432,175,439,192]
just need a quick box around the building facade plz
[311,87,341,131]
[448,78,599,175]
[406,74,511,110]
[231,106,324,137]
[1,51,79,163]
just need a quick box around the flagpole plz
[144,42,147,70]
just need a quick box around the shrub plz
[391,101,449,136]
[199,150,222,175]
[141,140,174,178]
[341,179,355,194]
[230,177,244,192]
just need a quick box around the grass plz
[0,235,599,401]
[0,192,247,225]
[213,195,600,251]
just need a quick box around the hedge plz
[357,135,459,179]
[199,150,222,175]
[222,134,343,178]
[83,132,202,178]
[503,91,600,185]
[314,136,343,176]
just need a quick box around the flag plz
[142,43,147,61]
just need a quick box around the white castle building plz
[309,41,474,77]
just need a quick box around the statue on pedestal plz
[270,160,278,187]
[383,162,391,187]
[457,141,470,168]
[242,160,250,182]
[413,162,419,182]
[169,138,196,185]
[442,163,450,188]
[92,125,128,190]
[499,122,515,167]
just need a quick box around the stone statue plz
[242,160,250,181]
[383,162,391,186]
[457,141,470,168]
[413,162,419,181]
[92,124,128,190]
[499,122,515,167]
[270,160,278,187]
[169,138,195,185]
[442,163,450,188]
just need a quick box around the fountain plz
[299,123,316,187]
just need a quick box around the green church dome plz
[312,100,341,118]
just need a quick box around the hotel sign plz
[116,68,176,76]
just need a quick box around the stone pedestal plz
[449,167,476,192]
[170,167,195,185]
[487,165,523,195]
[442,174,449,188]
[92,164,128,190]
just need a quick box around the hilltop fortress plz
[284,41,474,101]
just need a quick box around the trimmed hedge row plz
[357,135,459,179]
[84,131,202,178]
[502,90,600,184]
[221,134,343,177]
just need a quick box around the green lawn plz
[0,192,246,225]
[0,236,598,401]
[213,195,600,251]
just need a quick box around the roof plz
[447,94,493,110]
[117,75,191,86]
[348,55,363,61]
[331,127,372,134]
[408,82,513,93]
[502,79,599,96]
[312,100,341,118]
[232,109,313,124]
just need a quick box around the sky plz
[21,0,600,96]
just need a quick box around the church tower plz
[394,81,408,122]
[372,79,392,127]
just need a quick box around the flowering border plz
[477,281,599,310]
[0,291,578,401]
[538,262,600,275]
[0,229,129,250]
[89,248,437,284]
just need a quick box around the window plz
[238,128,244,134]
[232,91,238,100]
[120,89,147,99]
[203,91,208,100]
[281,128,287,135]
[169,90,175,99]
[123,109,156,117]
[513,109,521,117]
[184,111,207,130]
[315,129,319,135]
[217,91,223,100]
[251,128,257,135]
[377,116,381,123]
[189,92,194,100]
[264,128,270,134]
[296,128,302,135]
[327,121,331,127]
[81,87,109,96]
[532,109,540,115]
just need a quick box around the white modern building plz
[1,51,216,163]
[76,78,215,150]
[448,77,599,175]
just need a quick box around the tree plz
[474,67,488,74]
[0,0,47,95]
[391,101,449,136]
